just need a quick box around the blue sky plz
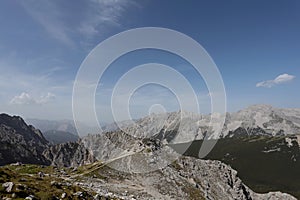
[0,0,299,123]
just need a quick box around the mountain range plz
[1,104,300,199]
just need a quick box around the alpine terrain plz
[0,104,300,199]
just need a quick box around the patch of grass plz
[0,164,96,199]
[145,148,152,153]
[170,161,182,171]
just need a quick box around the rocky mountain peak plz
[0,113,28,130]
[243,104,274,111]
[107,104,300,144]
[0,113,49,165]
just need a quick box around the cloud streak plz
[10,92,55,105]
[78,0,137,37]
[21,0,139,47]
[21,0,74,46]
[256,73,295,88]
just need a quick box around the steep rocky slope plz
[43,141,95,167]
[0,114,49,165]
[172,134,300,198]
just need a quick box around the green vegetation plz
[171,135,300,199]
[0,164,95,199]
[170,161,183,171]
[75,161,107,180]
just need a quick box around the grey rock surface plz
[0,113,49,165]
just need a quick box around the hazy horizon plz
[0,0,299,124]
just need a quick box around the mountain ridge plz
[1,105,300,199]
[0,113,49,165]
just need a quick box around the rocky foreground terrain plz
[0,157,296,200]
[1,104,300,199]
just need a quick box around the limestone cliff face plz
[42,141,95,167]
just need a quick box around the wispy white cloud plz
[38,92,56,104]
[21,0,74,47]
[78,0,137,37]
[0,57,67,93]
[0,57,73,120]
[9,93,36,105]
[256,73,295,88]
[20,0,139,47]
[9,92,56,105]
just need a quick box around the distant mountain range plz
[25,118,97,144]
[25,118,125,139]
[25,118,79,135]
[117,104,300,144]
[25,104,300,145]
[1,104,300,199]
[42,130,79,145]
